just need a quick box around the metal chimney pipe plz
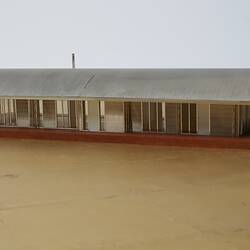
[72,53,76,69]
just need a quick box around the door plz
[181,103,197,134]
[197,104,210,135]
[210,104,235,136]
[43,100,56,128]
[69,100,77,128]
[16,100,30,127]
[165,103,179,134]
[30,100,40,128]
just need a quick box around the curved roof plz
[0,69,250,102]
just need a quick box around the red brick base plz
[0,128,250,149]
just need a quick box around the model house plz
[0,69,249,137]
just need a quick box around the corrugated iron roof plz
[0,69,250,102]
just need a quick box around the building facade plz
[0,69,250,137]
[0,100,249,137]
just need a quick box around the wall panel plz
[198,104,210,135]
[210,105,235,136]
[0,100,7,126]
[105,102,124,132]
[240,105,247,135]
[142,103,149,131]
[165,103,179,134]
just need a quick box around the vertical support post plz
[14,99,17,127]
[165,102,167,133]
[176,103,180,134]
[141,102,143,132]
[196,103,198,134]
[7,99,10,126]
[60,100,63,128]
[156,102,159,132]
[3,99,6,126]
[188,103,190,133]
[235,105,240,137]
[55,100,57,128]
[28,100,31,127]
[99,100,101,132]
[148,102,151,131]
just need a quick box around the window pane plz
[62,100,68,114]
[82,101,87,130]
[9,100,16,126]
[190,104,197,133]
[142,102,149,131]
[182,103,189,133]
[150,103,157,131]
[69,101,76,128]
[56,100,63,127]
[124,102,132,132]
[62,101,69,128]
[0,100,5,125]
[157,103,164,132]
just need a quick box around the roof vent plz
[72,53,76,69]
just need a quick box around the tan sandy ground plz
[0,139,250,250]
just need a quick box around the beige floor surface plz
[0,139,250,250]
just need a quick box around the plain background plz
[0,0,249,68]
